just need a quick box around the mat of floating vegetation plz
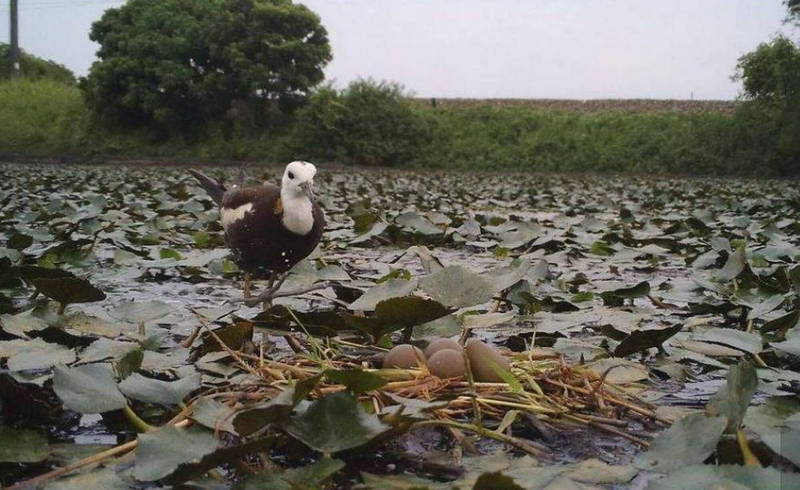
[6,335,671,489]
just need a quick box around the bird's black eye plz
[288,171,295,179]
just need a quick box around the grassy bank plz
[0,79,778,175]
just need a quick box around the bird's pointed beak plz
[300,181,316,202]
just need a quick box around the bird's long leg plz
[245,280,332,308]
[259,272,289,309]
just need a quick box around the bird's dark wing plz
[188,169,226,206]
[221,183,281,213]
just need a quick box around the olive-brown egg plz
[383,344,425,369]
[427,349,466,378]
[465,338,510,382]
[424,337,463,358]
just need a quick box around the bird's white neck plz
[280,187,314,235]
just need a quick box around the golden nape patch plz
[273,197,283,215]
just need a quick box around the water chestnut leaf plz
[53,363,127,414]
[634,413,727,473]
[284,391,391,454]
[33,277,106,306]
[133,426,218,482]
[119,372,201,405]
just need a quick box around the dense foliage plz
[0,44,75,84]
[0,78,785,176]
[733,35,800,175]
[81,0,331,128]
[290,80,431,166]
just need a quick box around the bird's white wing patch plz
[221,203,253,230]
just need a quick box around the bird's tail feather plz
[188,169,226,206]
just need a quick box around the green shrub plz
[0,44,76,84]
[290,79,430,166]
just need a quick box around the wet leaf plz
[232,387,298,436]
[284,391,391,454]
[419,265,495,308]
[0,427,49,463]
[7,232,34,251]
[601,281,651,304]
[396,211,441,235]
[634,413,727,473]
[694,327,763,354]
[345,296,449,341]
[716,244,747,281]
[133,425,218,482]
[110,300,173,324]
[772,332,800,356]
[119,373,201,406]
[324,369,387,394]
[613,323,683,357]
[647,464,800,490]
[191,396,237,434]
[473,472,525,490]
[1,338,76,371]
[0,311,48,338]
[33,277,106,306]
[705,360,758,431]
[53,363,127,414]
[348,278,418,311]
[237,457,345,490]
[193,320,253,358]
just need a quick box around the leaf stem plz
[123,404,155,433]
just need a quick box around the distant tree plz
[734,35,800,174]
[735,36,800,103]
[81,0,331,128]
[0,44,75,84]
[787,0,800,24]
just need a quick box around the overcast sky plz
[1,0,794,100]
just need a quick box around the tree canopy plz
[0,44,75,84]
[734,33,800,174]
[736,35,800,104]
[82,0,331,127]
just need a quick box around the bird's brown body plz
[221,183,325,275]
[188,168,325,278]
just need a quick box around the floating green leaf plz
[53,363,127,414]
[133,426,218,482]
[634,413,727,473]
[119,373,201,406]
[284,391,390,454]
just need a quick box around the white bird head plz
[281,161,317,201]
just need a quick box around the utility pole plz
[10,0,20,77]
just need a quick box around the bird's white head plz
[281,161,317,202]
